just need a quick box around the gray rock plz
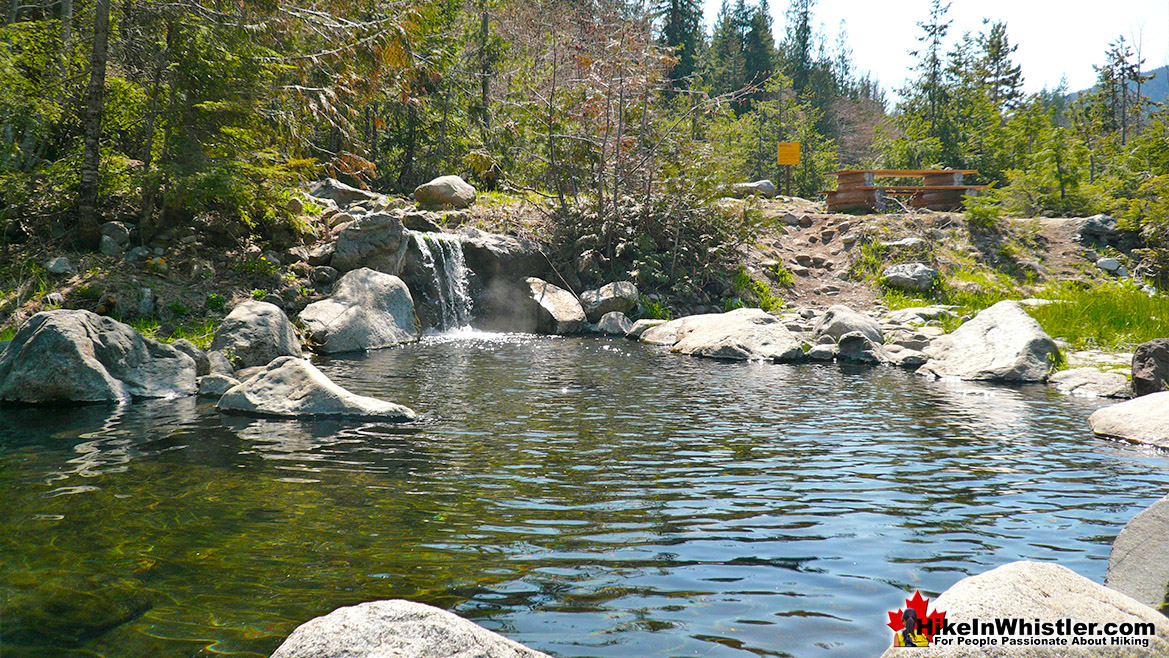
[918,301,1058,382]
[402,211,443,233]
[814,305,883,344]
[270,599,550,658]
[1077,213,1119,243]
[261,250,282,267]
[137,288,154,317]
[329,211,355,229]
[1088,391,1169,449]
[307,242,334,267]
[882,262,939,291]
[308,178,379,206]
[310,266,338,287]
[878,561,1169,658]
[1132,338,1169,397]
[0,310,196,403]
[286,196,303,214]
[836,331,889,364]
[880,237,926,249]
[209,301,302,369]
[170,338,210,376]
[207,350,235,375]
[731,179,778,198]
[625,318,667,340]
[197,373,239,398]
[670,308,805,362]
[886,306,954,324]
[1049,368,1131,398]
[457,227,547,285]
[331,212,410,274]
[1106,494,1169,609]
[580,282,639,323]
[1097,257,1122,272]
[523,277,585,334]
[1117,265,1130,278]
[126,246,151,261]
[890,349,928,368]
[43,256,76,275]
[594,311,633,335]
[100,221,131,245]
[44,292,65,307]
[299,268,419,354]
[99,234,126,257]
[414,175,476,209]
[217,356,415,420]
[806,344,837,361]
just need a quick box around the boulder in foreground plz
[1131,338,1169,397]
[270,599,550,658]
[299,268,419,354]
[210,301,302,369]
[217,356,415,420]
[813,304,883,344]
[0,310,196,403]
[524,277,585,334]
[1049,368,1131,398]
[670,308,804,361]
[1106,493,1169,610]
[1087,391,1169,449]
[878,561,1169,657]
[918,301,1058,382]
[580,281,638,323]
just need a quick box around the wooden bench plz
[821,169,986,212]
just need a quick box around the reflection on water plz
[1,335,1167,658]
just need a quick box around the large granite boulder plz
[217,356,415,420]
[732,179,778,198]
[0,310,196,403]
[1087,391,1169,449]
[1132,338,1169,397]
[878,561,1169,657]
[918,301,1058,382]
[882,262,939,291]
[813,305,883,344]
[413,175,476,209]
[457,227,547,285]
[593,311,633,336]
[270,599,549,658]
[836,331,890,364]
[332,212,411,274]
[1049,368,1131,398]
[299,268,419,354]
[170,338,210,376]
[210,301,302,369]
[669,308,804,361]
[580,282,638,323]
[626,318,667,340]
[1106,494,1169,610]
[307,178,379,206]
[523,277,585,334]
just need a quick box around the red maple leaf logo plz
[887,590,947,641]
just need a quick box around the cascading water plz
[411,231,474,330]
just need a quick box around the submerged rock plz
[217,356,415,420]
[299,268,419,354]
[878,561,1169,657]
[413,175,476,209]
[580,281,638,323]
[210,301,302,369]
[1049,368,1131,398]
[0,310,196,403]
[522,277,586,334]
[270,599,550,658]
[670,308,804,362]
[1087,391,1169,449]
[918,301,1058,382]
[1107,494,1169,610]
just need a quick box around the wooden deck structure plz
[822,169,986,212]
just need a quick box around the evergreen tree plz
[975,20,1023,111]
[657,0,704,92]
[910,0,951,128]
[782,0,814,94]
[742,1,775,90]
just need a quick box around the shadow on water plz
[1,334,1167,658]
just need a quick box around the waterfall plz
[412,231,473,330]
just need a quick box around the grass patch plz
[0,326,15,341]
[1030,281,1169,351]
[726,267,783,313]
[131,318,220,350]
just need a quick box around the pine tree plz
[657,0,704,92]
[976,20,1023,111]
[742,1,775,90]
[782,0,814,94]
[911,0,951,128]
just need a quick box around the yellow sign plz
[777,142,801,166]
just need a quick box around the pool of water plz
[2,333,1167,658]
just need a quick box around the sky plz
[701,0,1169,98]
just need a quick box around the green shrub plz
[251,288,267,300]
[206,293,226,312]
[235,256,280,277]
